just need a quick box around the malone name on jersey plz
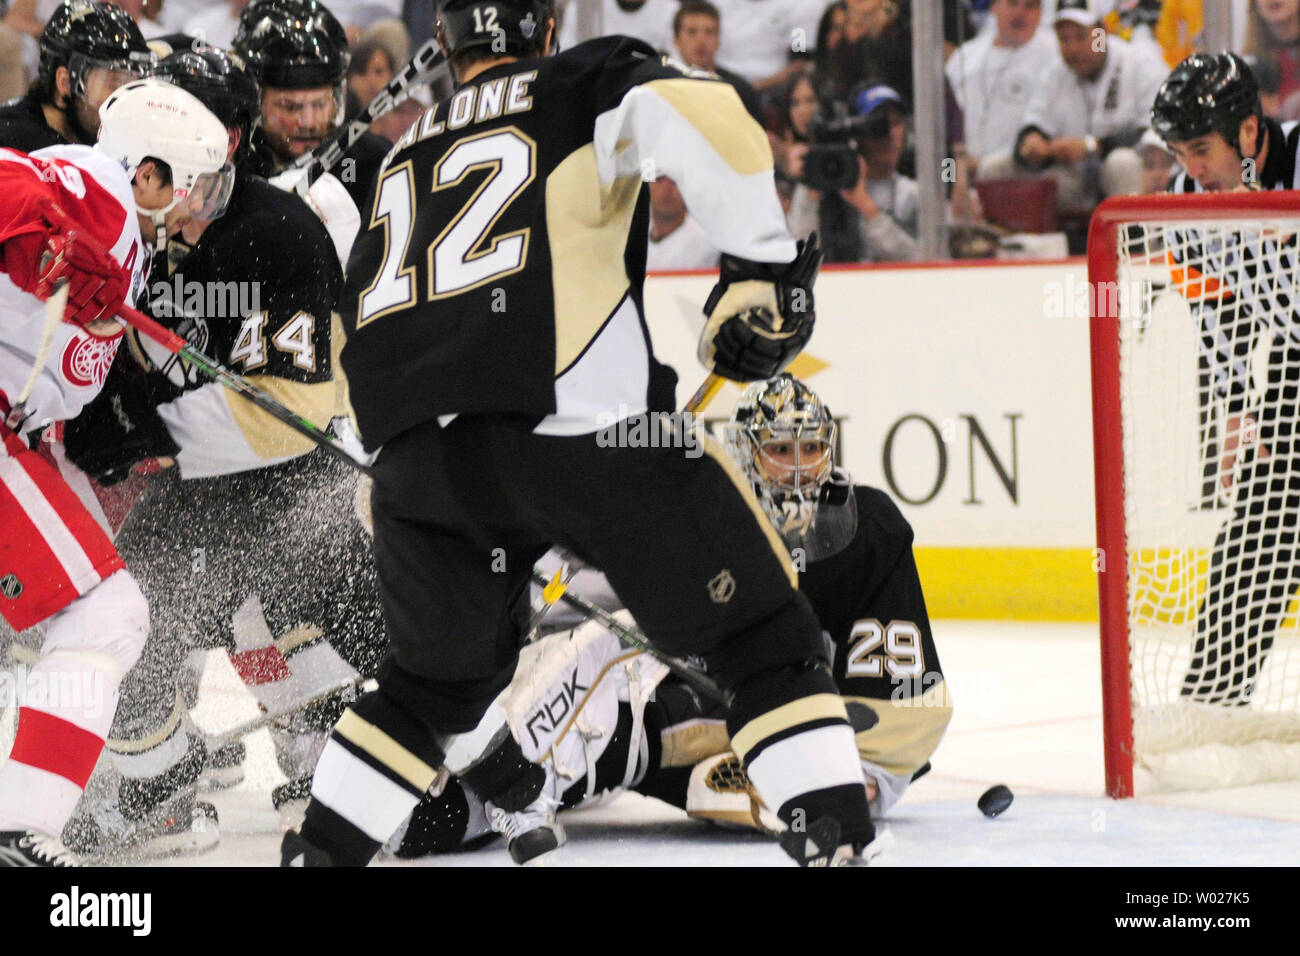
[390,69,538,159]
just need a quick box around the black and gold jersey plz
[801,486,951,782]
[145,175,340,389]
[132,174,344,476]
[340,36,795,450]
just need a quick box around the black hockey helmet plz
[155,46,261,160]
[1151,52,1263,149]
[435,0,556,60]
[234,0,351,90]
[38,0,155,103]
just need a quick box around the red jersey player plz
[0,79,231,866]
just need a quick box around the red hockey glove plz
[2,201,129,335]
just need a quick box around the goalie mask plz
[725,374,857,562]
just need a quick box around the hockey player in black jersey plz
[0,1,154,153]
[235,0,391,211]
[1152,53,1300,705]
[52,47,386,860]
[383,375,953,859]
[285,0,876,868]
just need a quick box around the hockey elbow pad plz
[698,233,821,382]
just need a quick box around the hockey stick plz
[201,675,377,753]
[291,38,449,194]
[114,302,375,473]
[530,570,732,706]
[685,372,726,417]
[3,280,68,432]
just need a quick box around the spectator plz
[671,0,763,123]
[0,15,27,100]
[1248,52,1285,117]
[789,85,921,263]
[982,0,1166,219]
[1245,0,1300,107]
[321,0,405,42]
[773,65,818,183]
[183,0,251,49]
[360,16,409,65]
[819,0,912,106]
[1136,128,1177,193]
[346,37,394,117]
[558,0,678,54]
[402,0,434,49]
[710,0,825,94]
[946,0,1060,172]
[0,1,154,151]
[812,0,847,89]
[1101,0,1164,63]
[646,176,722,270]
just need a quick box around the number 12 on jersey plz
[357,128,537,326]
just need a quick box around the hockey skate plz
[0,830,79,867]
[281,827,335,867]
[486,764,565,864]
[778,815,883,867]
[63,733,218,862]
[199,741,247,791]
[272,776,312,830]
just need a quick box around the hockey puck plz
[978,785,1014,818]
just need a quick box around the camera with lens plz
[802,108,891,193]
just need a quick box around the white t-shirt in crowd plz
[1020,33,1168,143]
[183,4,242,49]
[946,29,1062,161]
[710,0,828,84]
[559,0,678,54]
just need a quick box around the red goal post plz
[1089,191,1300,799]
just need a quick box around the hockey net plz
[1091,192,1300,797]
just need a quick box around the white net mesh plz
[1114,217,1300,788]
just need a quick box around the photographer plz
[789,85,919,263]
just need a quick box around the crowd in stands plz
[2,0,1297,263]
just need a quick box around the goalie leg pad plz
[685,751,781,833]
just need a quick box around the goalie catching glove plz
[698,233,822,382]
[63,356,182,485]
[1,199,130,334]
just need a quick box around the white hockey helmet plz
[96,78,235,229]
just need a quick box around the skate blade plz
[87,804,220,864]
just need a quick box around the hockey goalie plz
[380,375,954,863]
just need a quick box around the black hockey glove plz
[63,358,182,486]
[698,233,822,382]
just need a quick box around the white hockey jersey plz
[0,145,148,430]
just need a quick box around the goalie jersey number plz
[358,128,537,326]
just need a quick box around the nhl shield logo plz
[707,569,735,604]
[0,573,22,600]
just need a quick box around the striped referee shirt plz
[1167,117,1300,413]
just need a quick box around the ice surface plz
[140,620,1298,867]
[4,620,1296,865]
